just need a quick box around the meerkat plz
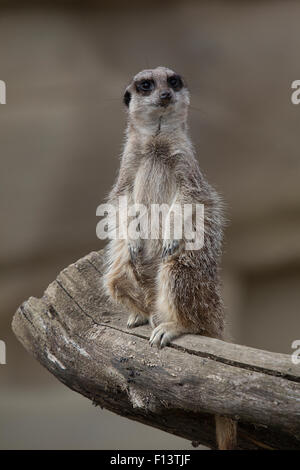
[102,66,237,450]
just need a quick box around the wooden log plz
[12,250,300,450]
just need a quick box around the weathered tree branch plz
[12,250,300,450]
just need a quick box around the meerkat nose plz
[160,90,172,101]
[159,90,172,107]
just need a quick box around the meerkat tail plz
[215,415,237,450]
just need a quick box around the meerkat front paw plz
[162,239,183,261]
[149,322,181,348]
[127,312,149,329]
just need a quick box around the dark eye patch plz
[167,74,183,91]
[135,79,155,93]
[123,90,131,107]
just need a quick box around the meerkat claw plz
[149,327,163,348]
[127,312,148,328]
[149,323,177,348]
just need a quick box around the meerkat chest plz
[133,157,176,206]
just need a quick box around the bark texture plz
[12,250,300,450]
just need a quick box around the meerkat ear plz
[123,90,131,107]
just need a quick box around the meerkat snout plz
[159,89,172,107]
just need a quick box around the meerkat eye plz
[168,75,183,91]
[137,79,154,92]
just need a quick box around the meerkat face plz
[123,66,190,130]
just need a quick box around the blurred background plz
[1,0,300,449]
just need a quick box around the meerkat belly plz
[133,158,176,259]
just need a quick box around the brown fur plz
[102,67,237,449]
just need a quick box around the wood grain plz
[12,250,300,450]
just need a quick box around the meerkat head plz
[123,66,190,132]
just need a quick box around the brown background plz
[0,1,300,449]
